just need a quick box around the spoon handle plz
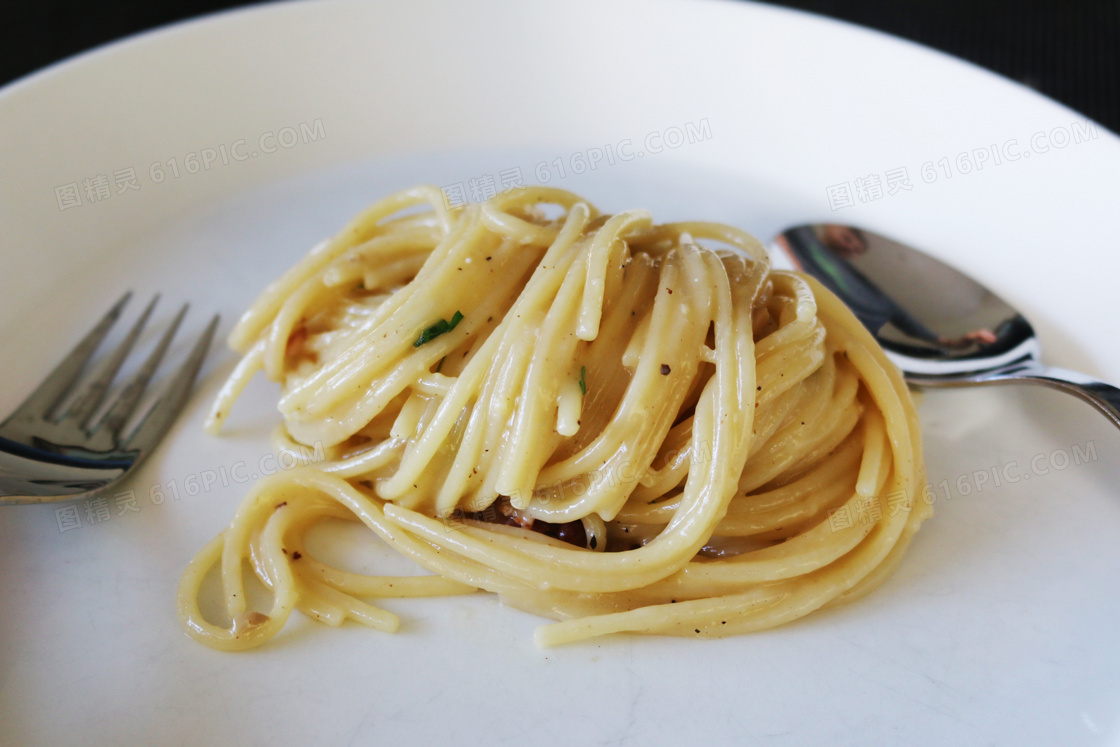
[1014,366,1120,430]
[909,362,1120,430]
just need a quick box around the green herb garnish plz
[436,356,446,373]
[578,365,587,395]
[414,311,464,347]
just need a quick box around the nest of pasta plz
[179,185,928,650]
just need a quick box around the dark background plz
[2,0,1117,133]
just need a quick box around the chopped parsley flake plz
[414,311,464,347]
[578,365,587,395]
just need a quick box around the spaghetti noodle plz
[178,185,929,651]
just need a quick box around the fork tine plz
[98,302,188,436]
[124,314,220,454]
[3,292,132,424]
[64,295,159,427]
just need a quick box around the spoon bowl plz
[770,224,1120,429]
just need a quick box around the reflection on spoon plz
[771,224,1120,430]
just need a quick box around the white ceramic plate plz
[2,1,1119,744]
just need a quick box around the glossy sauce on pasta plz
[178,186,929,650]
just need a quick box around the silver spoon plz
[770,224,1120,429]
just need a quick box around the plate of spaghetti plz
[1,1,1118,745]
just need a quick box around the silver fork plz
[0,293,219,506]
